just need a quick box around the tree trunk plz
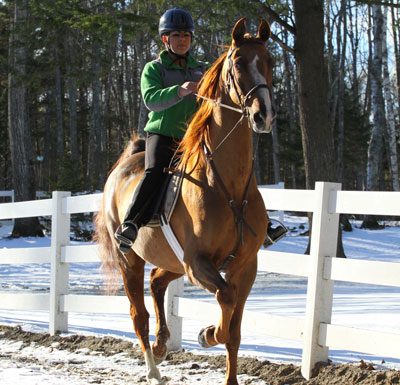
[362,5,386,228]
[336,0,347,182]
[327,0,338,135]
[293,0,336,187]
[271,120,281,184]
[64,33,79,163]
[42,95,52,191]
[282,27,298,188]
[124,40,134,130]
[293,0,345,257]
[391,5,400,120]
[7,0,43,237]
[86,40,105,190]
[349,3,360,102]
[54,43,64,162]
[363,7,373,120]
[382,6,399,191]
[136,32,149,136]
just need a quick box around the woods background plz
[1,0,399,235]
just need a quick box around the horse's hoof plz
[147,377,167,385]
[147,370,167,385]
[153,351,167,365]
[152,342,167,364]
[198,326,214,348]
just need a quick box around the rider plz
[115,8,287,253]
[115,8,205,253]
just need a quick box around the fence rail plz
[0,182,400,379]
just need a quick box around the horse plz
[95,18,274,385]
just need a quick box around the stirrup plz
[114,221,138,248]
[264,219,288,247]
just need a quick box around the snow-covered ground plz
[1,214,400,384]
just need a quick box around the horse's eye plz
[234,62,241,70]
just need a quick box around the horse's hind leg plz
[120,251,163,384]
[150,267,183,362]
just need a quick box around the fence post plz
[166,276,184,351]
[301,182,341,379]
[49,191,71,335]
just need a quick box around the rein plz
[194,93,243,114]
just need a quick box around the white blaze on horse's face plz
[247,54,274,134]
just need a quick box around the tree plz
[257,1,345,255]
[293,1,336,188]
[362,4,386,229]
[382,6,399,191]
[0,3,10,190]
[7,0,43,236]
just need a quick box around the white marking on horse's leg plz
[144,348,164,384]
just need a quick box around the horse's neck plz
[206,98,254,189]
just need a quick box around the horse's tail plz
[94,133,145,291]
[93,200,121,292]
[109,133,145,174]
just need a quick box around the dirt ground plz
[1,325,399,385]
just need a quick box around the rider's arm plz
[141,62,182,112]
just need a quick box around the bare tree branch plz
[353,0,400,7]
[270,32,295,55]
[259,3,297,35]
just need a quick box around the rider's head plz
[159,8,194,57]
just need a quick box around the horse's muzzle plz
[249,101,273,134]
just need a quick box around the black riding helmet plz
[158,8,194,36]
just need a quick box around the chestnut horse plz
[95,18,274,385]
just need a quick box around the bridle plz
[224,43,273,115]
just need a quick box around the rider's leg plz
[115,133,176,252]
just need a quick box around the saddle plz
[146,170,184,228]
[135,169,185,262]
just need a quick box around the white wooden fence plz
[0,182,400,380]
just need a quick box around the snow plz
[1,214,400,384]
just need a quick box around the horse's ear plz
[256,19,271,42]
[232,18,247,46]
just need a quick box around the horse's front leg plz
[224,258,258,385]
[120,251,164,384]
[186,255,237,347]
[150,267,183,363]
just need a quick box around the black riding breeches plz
[124,133,177,226]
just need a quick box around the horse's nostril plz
[253,111,265,124]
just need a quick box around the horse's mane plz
[178,50,228,168]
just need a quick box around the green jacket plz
[141,50,206,139]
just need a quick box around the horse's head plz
[223,18,274,134]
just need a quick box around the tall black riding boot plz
[263,221,288,247]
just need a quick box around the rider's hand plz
[178,81,198,97]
